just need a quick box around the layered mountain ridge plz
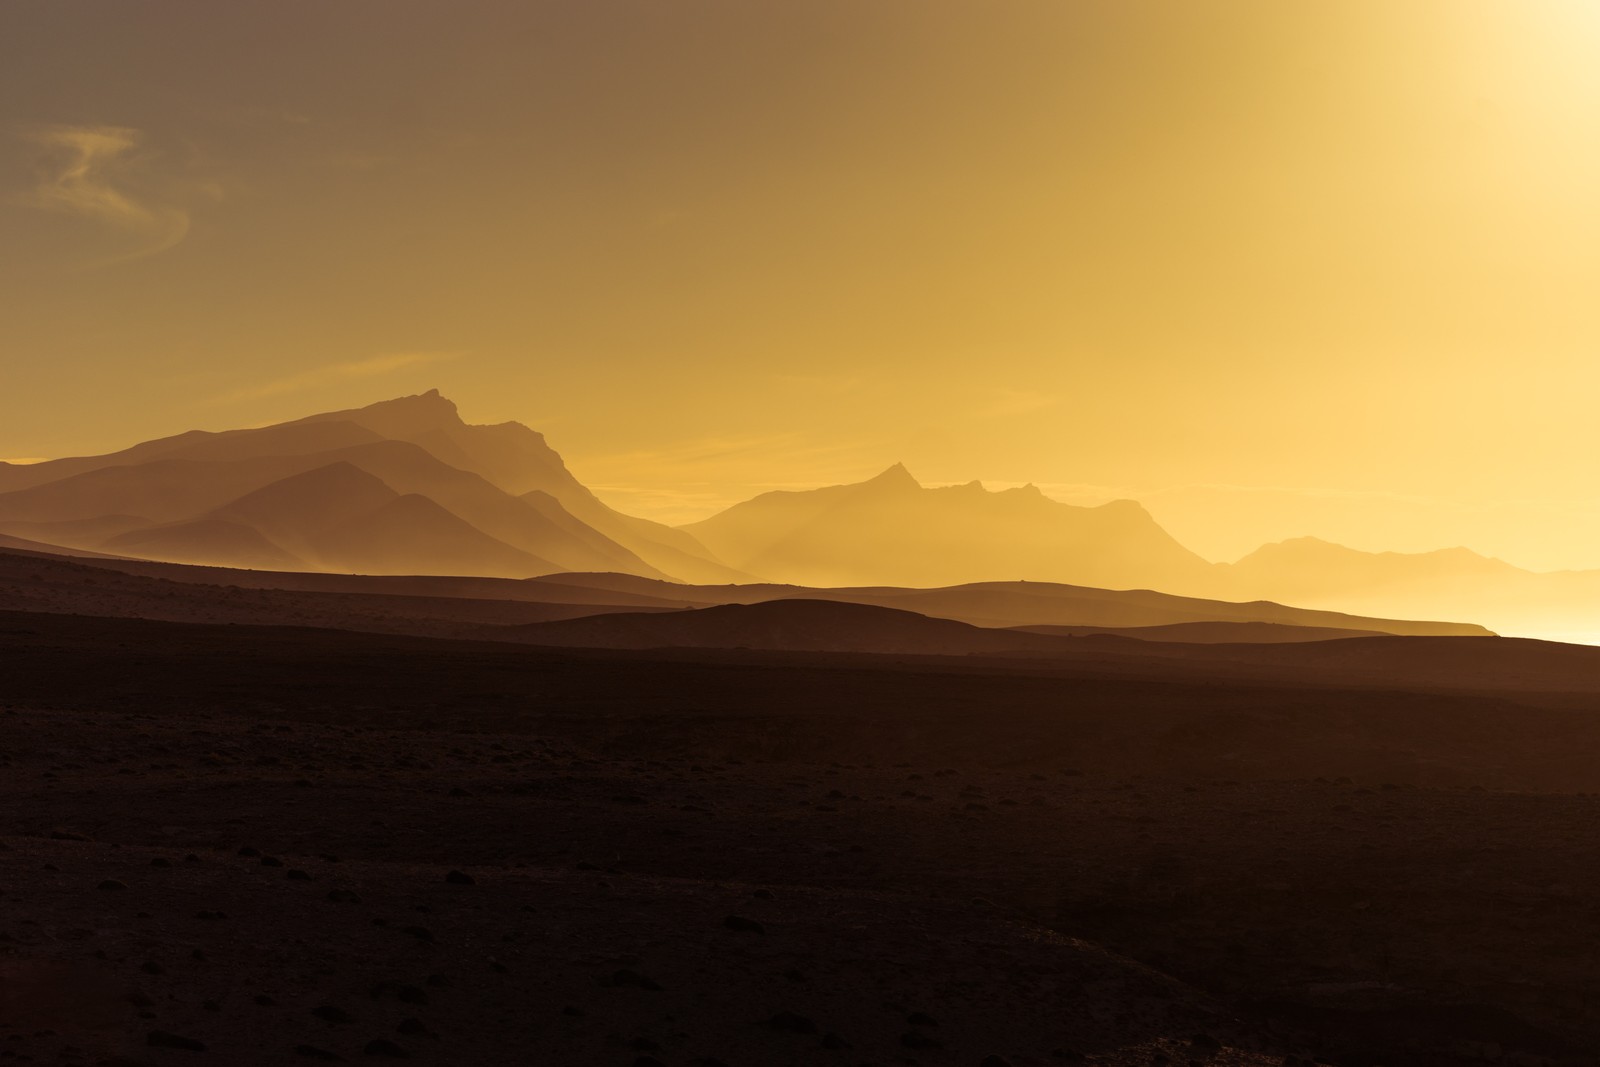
[684,461,1214,591]
[0,391,733,582]
[1,390,1592,639]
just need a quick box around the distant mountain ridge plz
[679,470,1600,639]
[683,462,1214,591]
[1221,536,1600,640]
[0,391,728,582]
[1,390,1590,639]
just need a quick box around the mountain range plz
[682,462,1215,591]
[1,389,1593,639]
[0,391,742,584]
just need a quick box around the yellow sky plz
[4,1,1600,570]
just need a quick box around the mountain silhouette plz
[0,390,1589,638]
[312,493,554,577]
[0,392,698,581]
[681,464,1216,590]
[1224,537,1600,640]
[104,518,309,571]
[299,391,745,582]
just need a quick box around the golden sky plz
[4,1,1600,569]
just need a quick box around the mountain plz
[207,462,401,560]
[681,464,1216,590]
[92,462,558,577]
[680,462,1593,638]
[311,493,553,577]
[0,418,383,494]
[103,518,310,571]
[297,392,747,583]
[1,389,1585,638]
[0,391,717,582]
[1225,537,1600,641]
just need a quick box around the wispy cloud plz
[208,351,463,405]
[16,124,191,263]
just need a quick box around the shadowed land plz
[3,602,1600,1065]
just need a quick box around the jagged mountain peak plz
[298,389,463,439]
[865,462,920,489]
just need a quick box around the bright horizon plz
[6,2,1600,573]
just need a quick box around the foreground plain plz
[4,605,1600,1064]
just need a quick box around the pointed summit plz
[865,463,920,490]
[685,459,1212,590]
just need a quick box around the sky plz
[3,1,1600,570]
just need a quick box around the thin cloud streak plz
[208,351,463,406]
[16,124,191,262]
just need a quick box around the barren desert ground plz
[4,609,1600,1066]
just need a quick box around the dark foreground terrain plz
[5,610,1600,1065]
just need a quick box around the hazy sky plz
[4,1,1600,569]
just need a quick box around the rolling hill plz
[507,598,1073,655]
